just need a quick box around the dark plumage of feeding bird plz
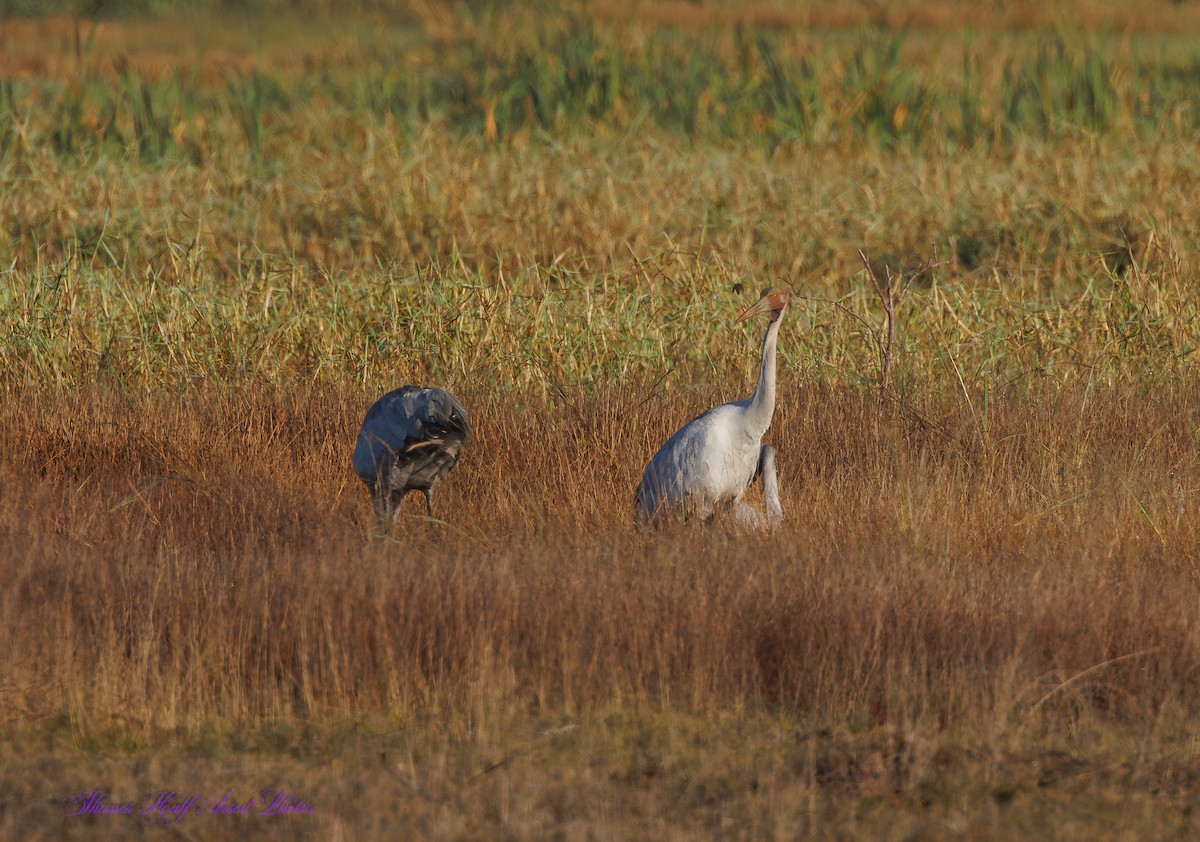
[634,287,788,529]
[352,385,471,528]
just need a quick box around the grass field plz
[3,1,1200,838]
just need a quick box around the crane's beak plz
[736,289,787,324]
[736,298,770,323]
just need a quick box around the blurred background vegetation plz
[1,1,1198,393]
[3,1,1200,151]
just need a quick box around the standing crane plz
[635,287,788,528]
[353,385,470,528]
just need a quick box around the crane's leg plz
[423,488,435,519]
[371,489,393,533]
[760,445,784,526]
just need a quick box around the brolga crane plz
[353,385,470,528]
[635,287,788,528]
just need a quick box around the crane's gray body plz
[635,400,764,522]
[634,401,784,527]
[353,385,470,525]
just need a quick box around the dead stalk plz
[858,246,941,402]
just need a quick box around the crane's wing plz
[352,386,471,483]
[635,404,748,521]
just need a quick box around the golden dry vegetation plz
[3,1,1200,839]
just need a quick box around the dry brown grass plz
[3,374,1200,837]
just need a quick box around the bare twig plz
[858,245,943,401]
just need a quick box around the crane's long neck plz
[745,316,781,437]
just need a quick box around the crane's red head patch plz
[737,287,789,324]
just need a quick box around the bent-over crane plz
[353,385,470,528]
[635,288,788,528]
